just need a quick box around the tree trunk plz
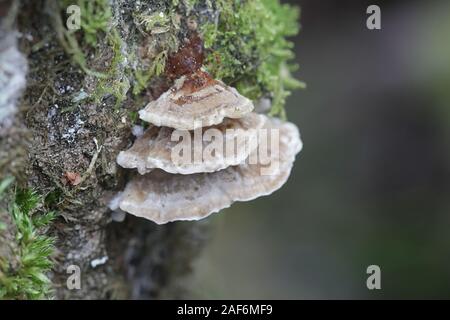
[1,0,212,299]
[1,0,300,299]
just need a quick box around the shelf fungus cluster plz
[113,70,302,224]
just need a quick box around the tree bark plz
[1,0,212,299]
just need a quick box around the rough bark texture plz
[0,0,26,281]
[0,0,212,299]
[1,0,300,299]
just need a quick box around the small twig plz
[31,86,48,108]
[76,138,103,189]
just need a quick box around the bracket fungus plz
[117,112,264,175]
[139,70,254,130]
[115,104,302,224]
[117,116,302,224]
[114,32,302,224]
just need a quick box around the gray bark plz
[1,0,211,299]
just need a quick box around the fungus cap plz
[139,71,254,130]
[118,116,302,224]
[117,112,264,175]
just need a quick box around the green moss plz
[55,0,133,107]
[54,0,302,116]
[0,179,55,300]
[0,177,14,197]
[44,189,64,208]
[132,69,151,96]
[132,50,168,96]
[50,0,107,78]
[94,29,131,108]
[182,0,200,14]
[128,111,139,124]
[131,6,181,96]
[58,0,111,47]
[130,0,303,117]
[77,0,112,46]
[201,0,304,118]
[137,11,171,33]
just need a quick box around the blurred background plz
[188,0,450,299]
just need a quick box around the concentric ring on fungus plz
[117,113,265,175]
[116,116,302,224]
[139,70,254,131]
[113,32,302,224]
